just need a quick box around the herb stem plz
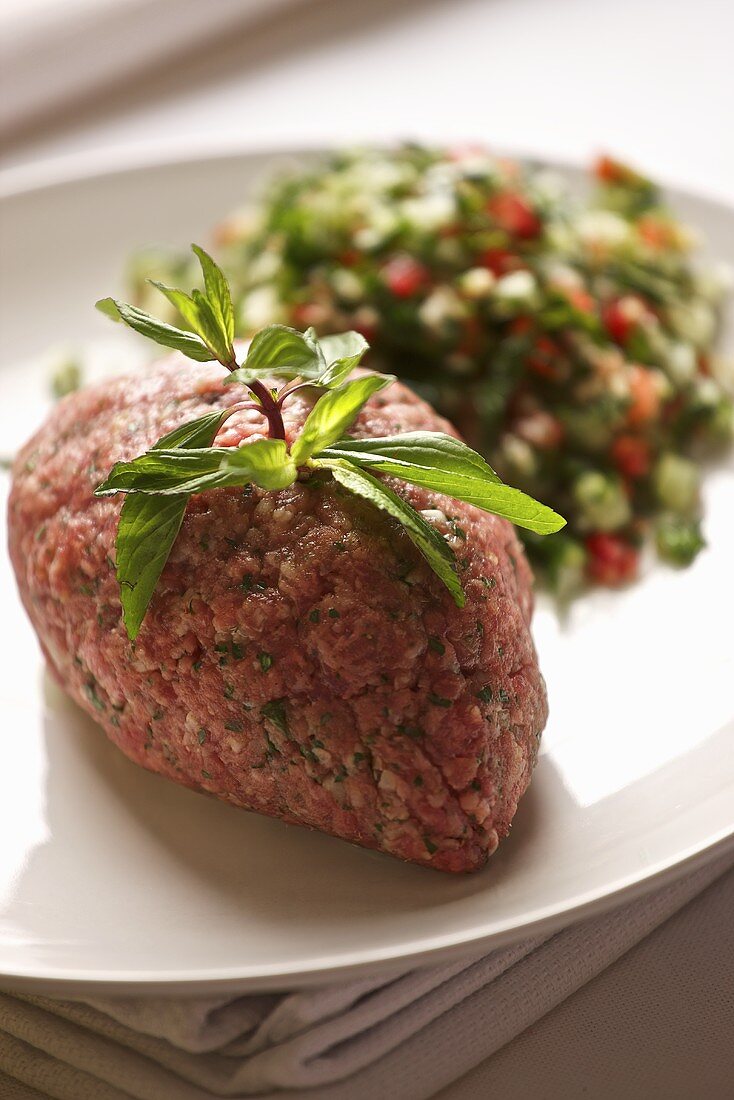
[277,380,315,407]
[246,379,286,441]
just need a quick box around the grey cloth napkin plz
[1,848,732,1100]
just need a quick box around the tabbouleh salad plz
[128,145,733,594]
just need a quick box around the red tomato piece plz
[626,365,660,427]
[565,286,596,314]
[486,193,542,239]
[479,247,520,276]
[594,155,636,184]
[527,335,563,381]
[381,255,429,298]
[585,533,639,586]
[637,215,675,250]
[611,434,651,479]
[602,295,653,345]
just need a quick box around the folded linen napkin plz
[0,848,732,1100]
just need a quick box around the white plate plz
[1,147,733,996]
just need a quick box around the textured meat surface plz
[8,356,548,872]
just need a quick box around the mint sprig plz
[95,245,565,639]
[113,407,233,640]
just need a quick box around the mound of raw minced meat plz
[8,355,548,872]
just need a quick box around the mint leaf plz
[153,408,233,450]
[113,408,232,640]
[228,327,368,389]
[147,282,201,333]
[96,439,297,496]
[95,298,214,362]
[148,282,232,364]
[323,432,501,483]
[322,432,566,535]
[316,331,369,387]
[191,244,234,346]
[95,297,124,322]
[317,458,464,607]
[191,288,233,363]
[291,374,392,465]
[229,324,324,385]
[116,495,189,642]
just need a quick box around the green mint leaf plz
[147,282,200,331]
[291,373,393,465]
[96,439,296,496]
[153,408,233,450]
[191,244,235,346]
[116,494,189,642]
[191,288,233,363]
[321,432,566,535]
[95,297,214,362]
[324,432,501,483]
[95,297,123,322]
[316,331,369,388]
[317,458,465,607]
[113,408,232,641]
[228,324,324,385]
[148,282,232,364]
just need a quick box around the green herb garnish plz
[95,245,564,639]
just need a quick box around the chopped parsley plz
[397,723,424,740]
[83,681,106,712]
[429,693,452,708]
[261,698,289,735]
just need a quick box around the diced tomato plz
[602,299,631,344]
[626,365,660,426]
[594,155,638,185]
[565,286,596,314]
[637,215,675,250]
[527,335,563,381]
[354,323,376,343]
[509,316,534,337]
[381,255,429,298]
[585,533,639,586]
[479,247,520,276]
[339,249,360,267]
[602,295,652,345]
[486,193,542,239]
[611,434,651,479]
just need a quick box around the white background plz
[2,0,734,205]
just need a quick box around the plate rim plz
[2,137,733,214]
[2,829,733,997]
[1,143,733,995]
